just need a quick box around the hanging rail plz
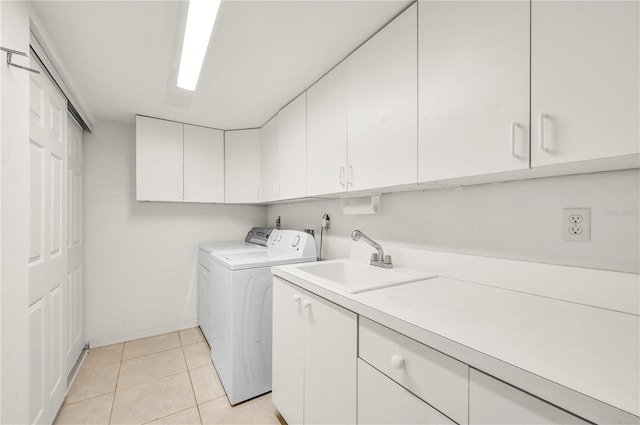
[0,47,40,74]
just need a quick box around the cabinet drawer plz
[359,317,469,424]
[358,359,455,425]
[469,369,588,424]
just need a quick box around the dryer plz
[198,227,273,344]
[198,229,316,405]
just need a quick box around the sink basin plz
[293,260,436,294]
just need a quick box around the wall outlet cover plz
[562,208,591,242]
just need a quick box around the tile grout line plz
[141,405,200,425]
[183,343,205,425]
[107,344,125,425]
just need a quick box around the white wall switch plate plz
[562,208,591,242]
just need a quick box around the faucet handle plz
[371,253,379,262]
[384,255,392,265]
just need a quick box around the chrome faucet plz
[351,230,393,268]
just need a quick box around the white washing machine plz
[198,227,273,345]
[198,229,316,405]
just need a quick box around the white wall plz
[268,169,640,274]
[84,120,267,346]
[0,1,32,423]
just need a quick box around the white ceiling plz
[32,0,411,130]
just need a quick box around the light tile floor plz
[54,328,284,425]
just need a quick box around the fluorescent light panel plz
[177,0,221,91]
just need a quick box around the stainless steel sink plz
[293,260,436,294]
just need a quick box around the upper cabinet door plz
[225,129,261,204]
[277,93,307,200]
[307,62,348,196]
[136,116,183,202]
[183,124,224,203]
[260,116,279,202]
[531,1,639,166]
[347,3,418,192]
[418,1,530,182]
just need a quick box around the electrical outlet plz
[562,208,590,242]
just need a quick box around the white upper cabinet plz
[531,1,639,167]
[183,124,224,203]
[136,116,184,202]
[418,0,530,182]
[225,129,261,203]
[136,116,224,203]
[260,116,279,202]
[347,3,418,192]
[277,93,307,200]
[307,62,348,196]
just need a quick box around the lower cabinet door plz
[304,291,357,425]
[358,360,455,425]
[469,369,588,424]
[272,279,305,425]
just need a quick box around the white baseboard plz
[88,320,199,348]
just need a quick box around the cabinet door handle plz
[302,299,311,309]
[391,354,405,369]
[347,166,353,187]
[292,294,301,303]
[539,113,550,152]
[511,122,523,160]
[339,167,345,187]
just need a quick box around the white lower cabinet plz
[272,277,357,425]
[358,360,455,425]
[359,317,469,425]
[469,369,589,424]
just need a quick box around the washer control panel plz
[244,227,274,246]
[268,229,316,258]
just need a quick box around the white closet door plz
[29,56,68,425]
[183,124,224,203]
[66,115,84,376]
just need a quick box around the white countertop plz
[273,259,640,424]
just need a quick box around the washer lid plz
[199,242,265,256]
[213,250,316,270]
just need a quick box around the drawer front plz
[358,359,455,425]
[469,369,589,424]
[359,317,469,424]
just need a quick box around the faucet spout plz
[351,230,384,258]
[351,230,392,268]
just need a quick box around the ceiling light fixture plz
[177,0,221,91]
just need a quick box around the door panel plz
[66,116,84,375]
[28,56,68,425]
[29,299,45,425]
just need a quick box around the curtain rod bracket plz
[0,47,40,74]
